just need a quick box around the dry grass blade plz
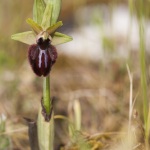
[126,64,133,135]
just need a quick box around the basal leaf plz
[38,108,54,150]
[46,21,63,35]
[41,3,53,30]
[44,0,62,25]
[26,18,43,34]
[51,32,73,45]
[11,31,36,45]
[33,0,46,24]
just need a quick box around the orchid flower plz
[11,2,72,77]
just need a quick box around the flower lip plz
[28,44,57,77]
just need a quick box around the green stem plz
[139,18,148,125]
[43,76,52,115]
[37,76,54,150]
[138,0,149,144]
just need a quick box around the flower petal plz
[44,0,61,25]
[11,31,36,45]
[26,18,43,34]
[46,21,63,35]
[33,0,46,24]
[51,32,73,45]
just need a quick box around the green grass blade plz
[138,0,149,145]
[138,0,148,131]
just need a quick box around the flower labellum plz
[28,32,57,76]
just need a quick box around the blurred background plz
[0,0,150,149]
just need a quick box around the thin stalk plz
[126,64,133,135]
[38,76,54,150]
[139,18,148,121]
[128,0,134,17]
[43,76,52,116]
[127,0,134,66]
[138,0,149,145]
[139,16,148,129]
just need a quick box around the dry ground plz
[0,51,146,149]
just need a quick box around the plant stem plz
[139,17,148,126]
[38,108,54,150]
[138,0,149,144]
[139,5,148,123]
[43,76,52,116]
[37,76,54,150]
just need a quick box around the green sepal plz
[26,18,43,34]
[51,32,73,45]
[41,3,53,30]
[11,31,36,45]
[44,0,61,25]
[33,0,46,24]
[46,21,63,35]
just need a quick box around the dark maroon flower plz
[28,36,57,77]
[12,20,72,76]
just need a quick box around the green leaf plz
[41,3,53,30]
[33,0,46,24]
[46,21,63,34]
[26,18,43,34]
[38,108,54,150]
[51,32,73,45]
[44,0,62,25]
[11,31,36,45]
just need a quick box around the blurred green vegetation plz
[0,50,15,71]
[0,115,11,150]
